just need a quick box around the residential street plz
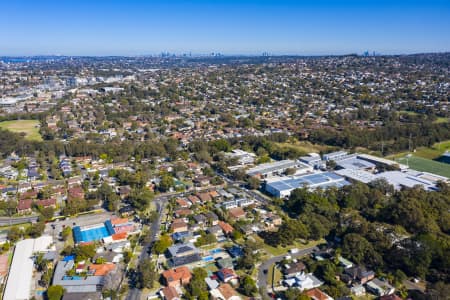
[125,194,171,300]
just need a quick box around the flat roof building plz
[4,236,54,300]
[265,172,350,198]
[246,160,312,178]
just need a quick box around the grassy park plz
[0,120,42,141]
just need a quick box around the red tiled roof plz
[111,217,128,225]
[162,266,192,284]
[218,284,238,300]
[197,192,212,202]
[305,288,330,300]
[218,221,234,234]
[175,209,193,216]
[188,195,200,203]
[17,199,33,210]
[161,286,179,300]
[36,198,56,207]
[112,232,128,240]
[229,207,246,219]
[89,263,115,276]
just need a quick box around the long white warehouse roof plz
[3,236,54,300]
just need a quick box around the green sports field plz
[396,155,450,178]
[0,120,43,141]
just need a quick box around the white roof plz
[4,236,54,300]
[357,154,408,170]
[335,169,377,184]
[246,160,297,176]
[375,171,437,191]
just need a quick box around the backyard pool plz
[203,256,214,262]
[210,248,224,255]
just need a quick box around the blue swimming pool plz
[73,225,110,243]
[203,256,214,262]
[210,248,223,254]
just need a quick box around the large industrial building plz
[336,169,447,191]
[3,236,54,300]
[265,172,350,198]
[246,160,313,178]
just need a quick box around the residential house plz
[17,199,33,214]
[167,243,202,268]
[284,272,323,291]
[194,176,210,187]
[222,200,238,210]
[171,219,189,233]
[167,243,199,258]
[283,261,306,278]
[218,221,234,235]
[160,286,181,300]
[343,266,375,285]
[188,195,201,205]
[193,214,207,227]
[366,278,395,296]
[68,186,85,200]
[217,257,233,269]
[209,190,220,199]
[36,198,57,209]
[174,209,193,218]
[217,268,238,283]
[338,256,354,269]
[162,266,192,288]
[305,288,334,300]
[205,212,219,225]
[211,284,241,300]
[197,192,212,203]
[207,225,223,238]
[176,198,191,208]
[119,205,134,217]
[265,215,282,229]
[228,207,246,220]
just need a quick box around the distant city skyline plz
[1,0,449,56]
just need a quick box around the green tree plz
[73,244,96,262]
[61,227,72,241]
[46,285,64,300]
[138,258,157,289]
[159,173,174,192]
[186,268,209,300]
[152,234,172,254]
[239,275,257,296]
[247,176,261,190]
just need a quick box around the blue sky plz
[1,0,449,56]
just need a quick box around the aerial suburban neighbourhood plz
[0,1,449,300]
[0,52,448,300]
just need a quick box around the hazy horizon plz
[1,0,449,56]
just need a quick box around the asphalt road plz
[0,215,39,226]
[257,246,318,299]
[44,211,113,236]
[125,194,171,300]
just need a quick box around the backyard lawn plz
[253,235,324,256]
[0,120,42,141]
